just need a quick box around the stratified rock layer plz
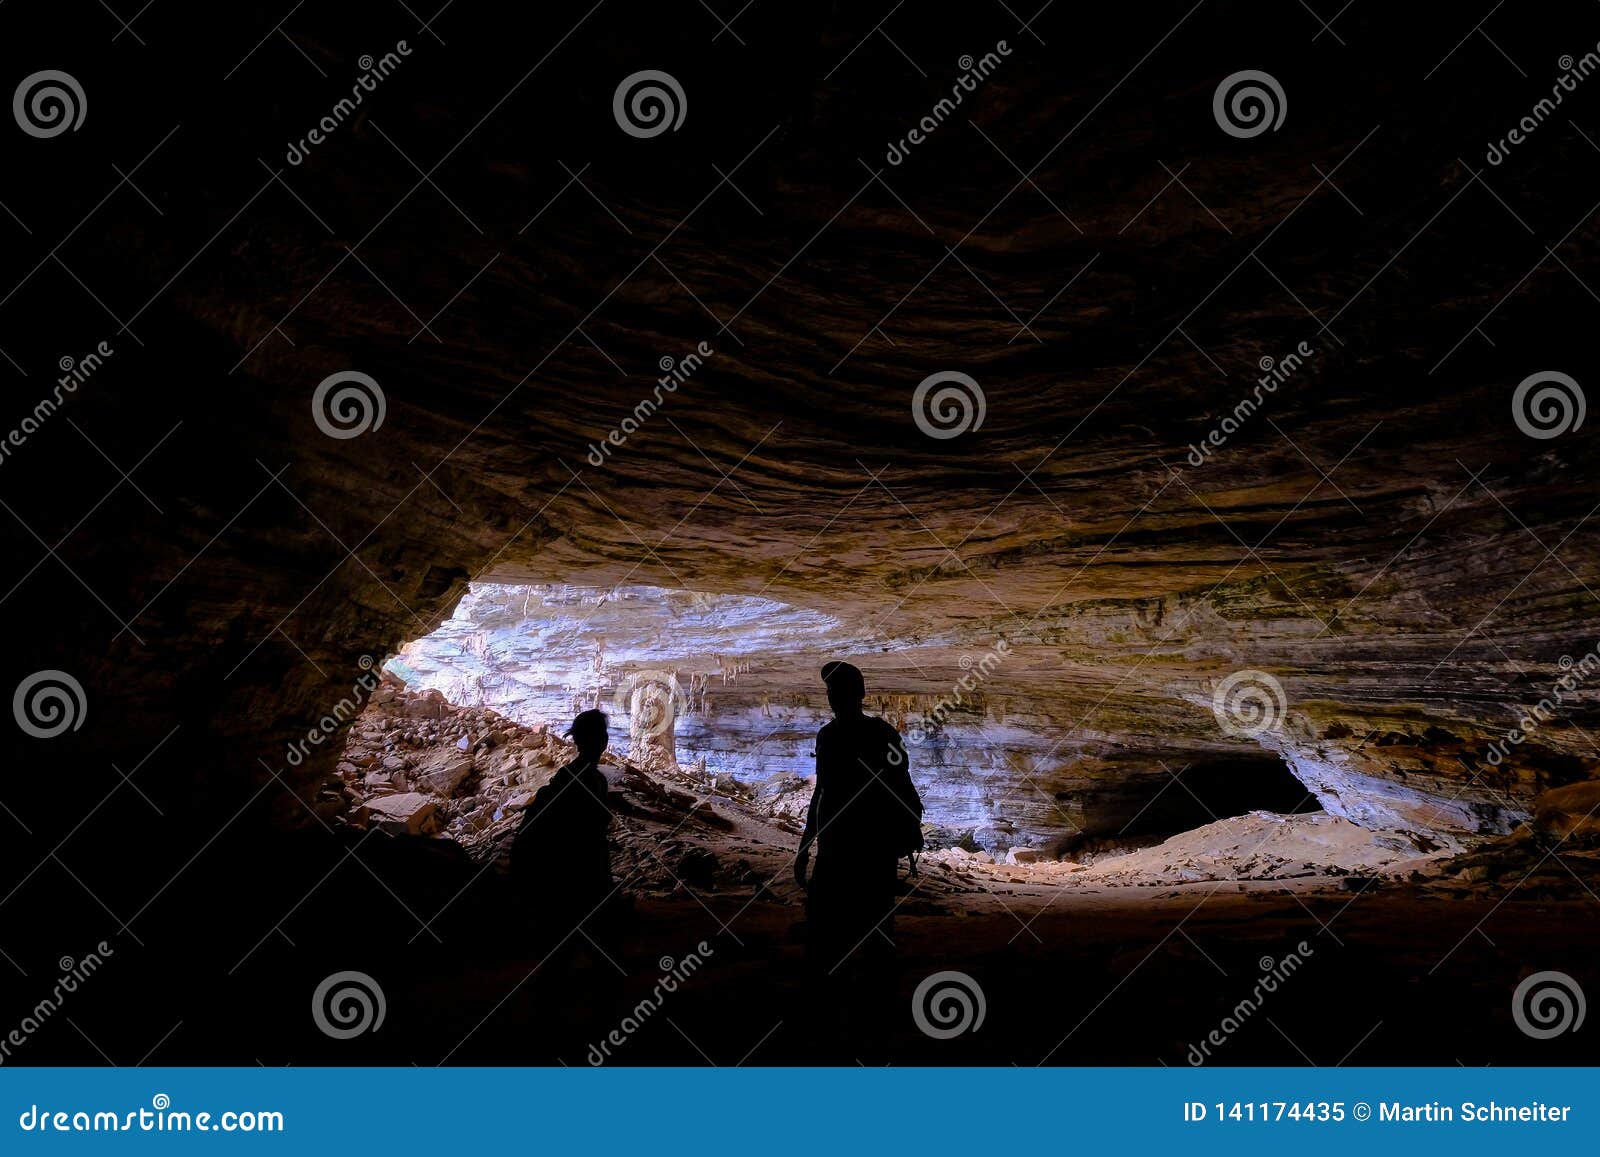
[4,2,1598,885]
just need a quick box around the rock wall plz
[4,1,1598,914]
[384,581,1530,850]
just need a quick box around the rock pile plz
[921,810,1455,888]
[1440,780,1600,895]
[1073,811,1452,885]
[329,675,821,895]
[331,675,576,851]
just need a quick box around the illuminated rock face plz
[379,582,1532,851]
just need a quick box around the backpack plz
[812,716,926,874]
[863,718,925,874]
[876,720,928,870]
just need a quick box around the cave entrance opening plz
[333,582,850,850]
[329,582,1396,887]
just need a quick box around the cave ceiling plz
[3,1,1599,842]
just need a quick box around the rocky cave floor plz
[210,675,1600,1066]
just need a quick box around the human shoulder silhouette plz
[512,709,613,918]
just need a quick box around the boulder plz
[363,768,402,793]
[1007,847,1044,864]
[363,792,440,836]
[415,753,474,798]
[1531,780,1600,841]
[404,690,447,718]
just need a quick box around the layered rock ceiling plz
[5,0,1600,881]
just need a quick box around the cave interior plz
[3,0,1600,1066]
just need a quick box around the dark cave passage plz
[1055,755,1323,861]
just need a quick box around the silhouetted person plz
[511,709,614,940]
[795,661,923,977]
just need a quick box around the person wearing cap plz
[795,661,923,977]
[510,708,615,938]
